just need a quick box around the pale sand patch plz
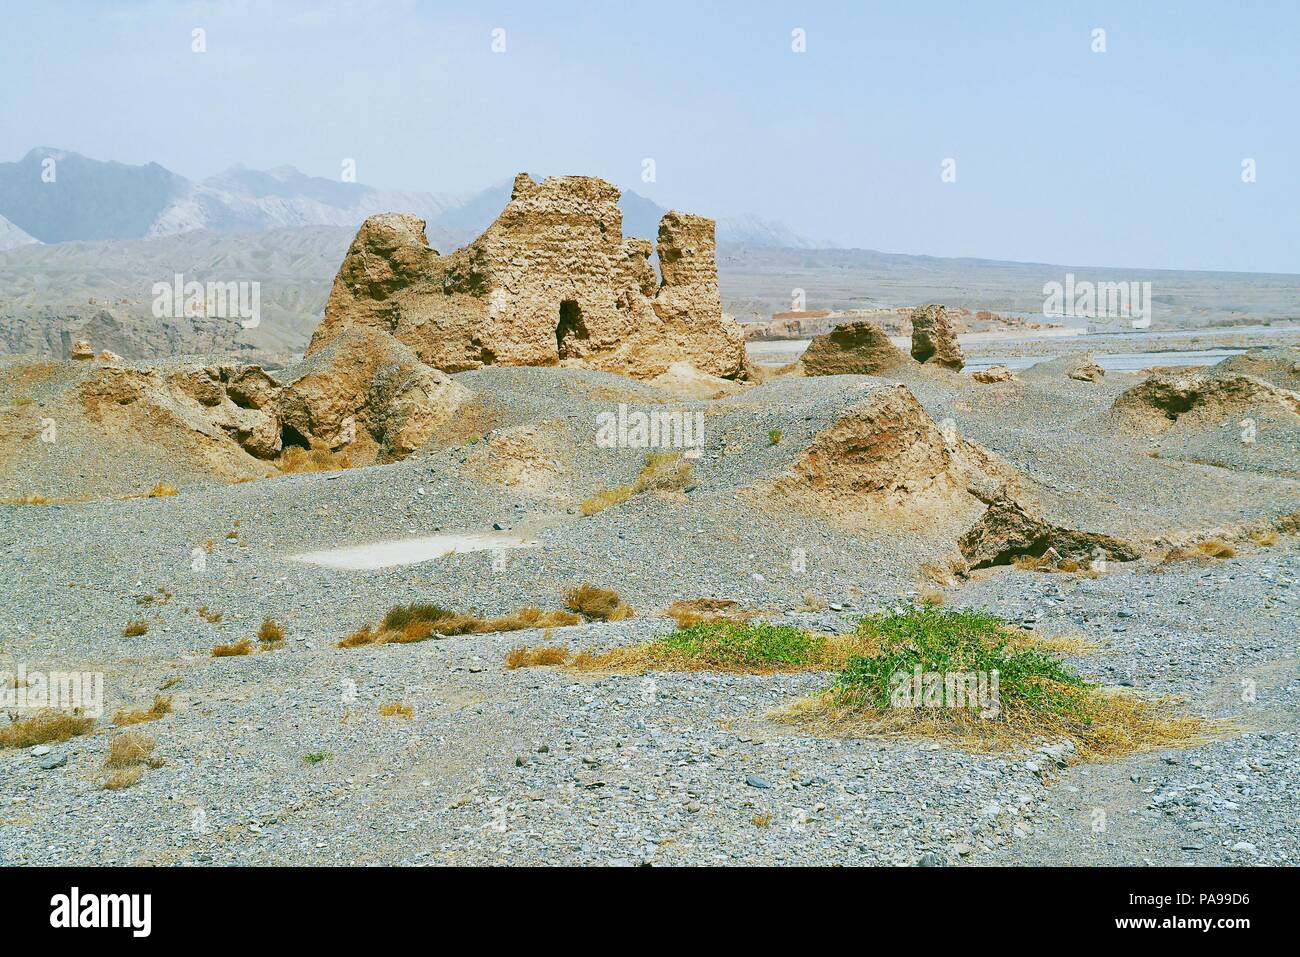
[288,532,537,571]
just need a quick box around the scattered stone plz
[972,364,1015,384]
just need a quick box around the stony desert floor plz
[1,349,1297,866]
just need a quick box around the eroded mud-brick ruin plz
[309,173,748,381]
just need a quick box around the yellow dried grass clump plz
[338,603,582,649]
[663,598,749,628]
[257,617,285,644]
[123,620,149,637]
[211,637,254,657]
[101,730,161,790]
[378,702,415,718]
[580,485,634,516]
[565,584,634,622]
[0,710,96,749]
[580,452,693,515]
[113,694,173,726]
[103,766,144,790]
[104,730,156,768]
[278,446,354,474]
[504,644,571,669]
[1161,539,1237,565]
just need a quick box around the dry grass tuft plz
[113,694,173,726]
[2,494,53,505]
[663,597,749,628]
[798,592,827,613]
[580,485,633,516]
[278,446,354,474]
[211,637,254,657]
[1197,539,1236,559]
[1248,528,1278,547]
[339,603,582,649]
[104,730,156,768]
[581,452,693,515]
[378,702,415,718]
[103,765,144,790]
[776,684,1228,764]
[0,710,96,748]
[752,812,773,827]
[146,483,178,498]
[565,584,634,622]
[505,644,571,669]
[257,617,285,644]
[1162,538,1238,565]
[123,620,149,637]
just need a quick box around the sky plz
[1,0,1297,273]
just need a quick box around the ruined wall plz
[308,173,747,381]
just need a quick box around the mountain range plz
[0,147,827,250]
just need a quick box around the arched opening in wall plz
[556,300,588,359]
[280,422,312,451]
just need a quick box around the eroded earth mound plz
[799,320,910,377]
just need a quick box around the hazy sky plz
[2,0,1296,272]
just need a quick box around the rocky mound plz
[309,173,747,382]
[910,304,964,370]
[957,494,1140,569]
[1067,354,1105,382]
[277,328,472,462]
[766,383,1018,530]
[799,320,909,376]
[0,331,473,499]
[1214,346,1300,391]
[972,364,1015,384]
[1111,370,1300,434]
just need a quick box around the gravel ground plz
[1,358,1296,866]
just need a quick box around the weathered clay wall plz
[309,173,747,380]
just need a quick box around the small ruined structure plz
[309,173,748,381]
[910,304,964,371]
[766,383,1017,527]
[799,320,909,376]
[1111,369,1300,433]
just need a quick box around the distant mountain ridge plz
[0,212,39,251]
[0,148,823,249]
